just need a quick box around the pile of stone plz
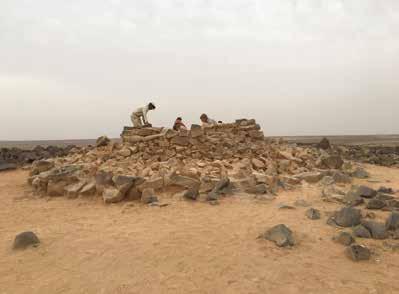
[28,119,350,204]
[0,145,76,171]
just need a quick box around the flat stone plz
[263,224,295,247]
[13,231,40,250]
[306,208,321,220]
[333,232,355,246]
[333,207,362,228]
[346,244,371,261]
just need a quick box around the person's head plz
[176,117,182,122]
[148,102,156,110]
[200,113,208,123]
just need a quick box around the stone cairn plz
[28,119,352,205]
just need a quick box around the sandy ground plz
[1,166,399,294]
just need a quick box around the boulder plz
[361,220,388,240]
[13,231,40,250]
[352,225,371,239]
[306,208,321,220]
[331,171,352,184]
[262,224,295,247]
[333,232,355,246]
[346,245,371,261]
[96,136,110,147]
[103,188,124,204]
[333,207,362,227]
[366,199,386,210]
[386,212,399,231]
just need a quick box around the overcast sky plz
[1,0,398,140]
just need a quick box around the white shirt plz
[132,105,150,123]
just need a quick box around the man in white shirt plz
[131,102,156,127]
[200,113,217,128]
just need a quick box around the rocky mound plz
[28,119,352,204]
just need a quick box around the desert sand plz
[1,165,399,294]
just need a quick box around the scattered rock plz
[306,208,321,220]
[361,220,388,240]
[346,244,371,261]
[352,167,369,179]
[378,187,394,194]
[356,185,378,199]
[262,224,295,247]
[352,225,372,239]
[366,199,386,210]
[333,232,355,246]
[333,207,362,228]
[0,162,17,172]
[13,231,40,250]
[386,212,399,231]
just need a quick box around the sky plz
[1,0,399,140]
